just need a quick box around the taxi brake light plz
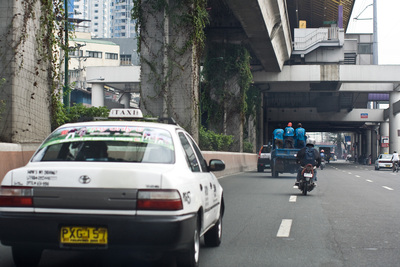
[137,189,183,210]
[0,187,33,207]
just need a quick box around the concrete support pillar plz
[139,0,199,141]
[380,120,390,154]
[258,93,264,149]
[389,91,400,152]
[91,83,104,107]
[371,127,378,163]
[224,77,243,152]
[365,129,372,160]
[247,115,257,153]
[120,92,131,108]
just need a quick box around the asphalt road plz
[1,160,400,267]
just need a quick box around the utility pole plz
[64,0,70,108]
[373,0,378,65]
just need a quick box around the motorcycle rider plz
[295,139,321,186]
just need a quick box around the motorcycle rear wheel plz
[302,183,307,195]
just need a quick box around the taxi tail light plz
[137,189,183,210]
[0,187,33,207]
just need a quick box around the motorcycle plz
[298,164,316,195]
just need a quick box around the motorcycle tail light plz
[0,187,33,207]
[137,189,183,210]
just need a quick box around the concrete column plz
[371,127,378,163]
[258,93,264,149]
[120,92,131,108]
[140,0,199,141]
[365,129,372,159]
[380,120,390,154]
[389,91,400,152]
[91,83,104,107]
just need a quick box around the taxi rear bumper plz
[0,211,197,252]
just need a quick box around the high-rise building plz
[70,0,136,38]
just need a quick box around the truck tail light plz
[137,189,183,210]
[0,187,33,207]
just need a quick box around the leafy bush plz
[199,126,234,151]
[53,104,109,129]
[243,140,253,153]
[65,104,110,123]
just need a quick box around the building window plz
[120,54,131,65]
[358,43,372,54]
[106,53,118,60]
[86,51,102,58]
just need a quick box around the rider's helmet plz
[321,149,324,152]
[306,138,315,147]
[288,122,292,127]
[394,151,397,153]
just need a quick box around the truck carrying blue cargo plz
[270,148,300,177]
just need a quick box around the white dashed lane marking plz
[277,219,292,237]
[289,195,297,202]
[383,186,394,191]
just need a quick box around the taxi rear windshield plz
[31,125,175,163]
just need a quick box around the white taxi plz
[0,109,225,267]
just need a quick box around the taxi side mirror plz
[208,159,225,172]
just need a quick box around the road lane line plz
[383,186,394,191]
[355,175,360,178]
[277,219,292,237]
[366,179,373,183]
[289,196,297,202]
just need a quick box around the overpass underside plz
[253,64,400,131]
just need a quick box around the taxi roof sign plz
[108,108,143,119]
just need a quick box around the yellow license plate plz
[60,226,108,245]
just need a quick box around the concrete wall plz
[0,143,257,182]
[0,0,52,143]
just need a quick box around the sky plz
[347,0,400,64]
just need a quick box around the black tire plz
[302,182,308,196]
[176,217,200,267]
[271,165,278,177]
[204,214,222,247]
[12,246,42,267]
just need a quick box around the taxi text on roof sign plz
[108,109,143,119]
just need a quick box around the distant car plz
[257,145,272,172]
[0,108,225,267]
[375,154,393,170]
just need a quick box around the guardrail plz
[0,143,257,181]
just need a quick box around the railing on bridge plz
[293,27,341,52]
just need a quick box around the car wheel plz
[176,217,200,267]
[375,166,379,170]
[204,211,223,247]
[12,246,42,267]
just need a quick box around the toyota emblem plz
[79,175,91,184]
